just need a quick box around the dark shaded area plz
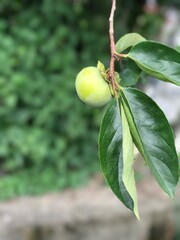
[148,222,174,240]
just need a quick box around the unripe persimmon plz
[75,67,112,107]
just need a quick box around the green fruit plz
[75,67,112,107]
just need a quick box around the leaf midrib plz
[127,99,176,156]
[122,88,177,196]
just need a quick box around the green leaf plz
[121,87,179,197]
[176,46,180,53]
[128,41,180,86]
[116,33,146,53]
[99,99,139,217]
[120,59,141,87]
[121,103,139,218]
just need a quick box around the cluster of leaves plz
[99,33,180,218]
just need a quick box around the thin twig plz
[109,0,118,97]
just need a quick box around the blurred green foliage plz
[0,0,117,199]
[0,0,178,199]
[0,0,108,199]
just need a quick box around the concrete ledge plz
[0,176,178,240]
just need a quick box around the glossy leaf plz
[99,99,139,217]
[120,59,141,87]
[116,33,146,53]
[121,87,179,197]
[128,41,180,86]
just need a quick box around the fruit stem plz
[109,0,118,98]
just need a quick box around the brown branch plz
[109,0,118,97]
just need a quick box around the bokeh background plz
[0,0,180,240]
